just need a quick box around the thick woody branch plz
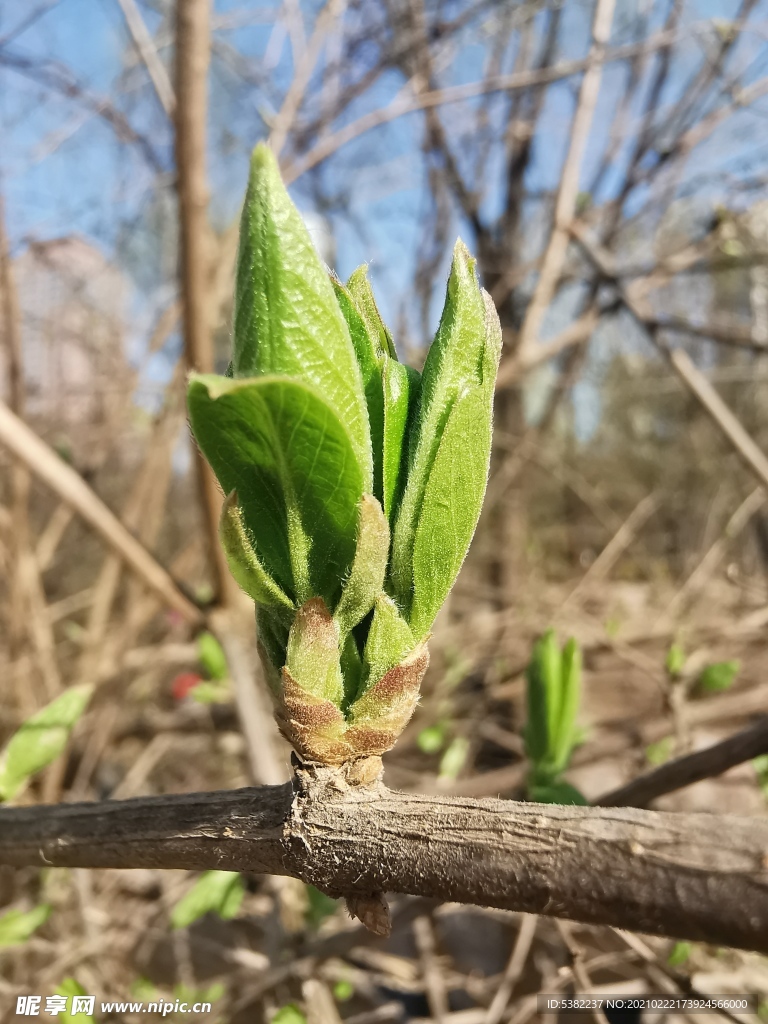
[1,768,766,953]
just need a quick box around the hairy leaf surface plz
[393,242,501,634]
[233,144,372,488]
[188,374,363,605]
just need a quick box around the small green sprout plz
[697,659,740,693]
[0,685,92,802]
[170,870,245,929]
[188,144,501,765]
[523,630,586,804]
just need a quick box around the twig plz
[572,222,768,497]
[661,487,766,623]
[559,491,660,611]
[0,767,766,953]
[174,0,231,605]
[269,0,346,157]
[0,193,60,707]
[114,0,175,116]
[595,716,768,808]
[515,0,616,363]
[414,914,449,1024]
[483,914,537,1024]
[0,398,203,624]
[668,347,768,491]
[303,978,344,1024]
[283,29,677,185]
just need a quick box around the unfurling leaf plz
[382,360,419,521]
[359,594,415,699]
[698,659,740,693]
[234,144,372,488]
[0,903,51,948]
[286,599,344,706]
[347,265,397,360]
[188,374,364,606]
[197,631,229,681]
[524,631,583,796]
[392,243,501,638]
[332,272,420,522]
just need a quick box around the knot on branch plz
[286,753,391,937]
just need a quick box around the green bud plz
[553,637,581,774]
[234,143,372,490]
[188,152,503,768]
[346,265,397,360]
[392,241,501,638]
[359,594,415,700]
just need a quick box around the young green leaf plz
[438,736,470,780]
[667,941,692,967]
[553,637,581,773]
[382,360,419,522]
[333,495,389,637]
[665,642,686,678]
[234,144,372,488]
[698,660,740,693]
[347,264,397,359]
[0,685,92,802]
[523,630,562,771]
[392,244,501,633]
[188,374,364,605]
[408,386,491,640]
[333,274,420,521]
[272,1006,307,1024]
[197,631,228,681]
[219,490,295,613]
[170,871,245,930]
[54,978,95,1023]
[0,903,51,948]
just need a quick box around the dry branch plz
[596,717,768,809]
[1,766,766,953]
[516,0,615,362]
[175,0,230,604]
[0,399,202,624]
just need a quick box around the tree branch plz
[0,399,203,625]
[596,716,768,809]
[174,0,231,604]
[1,767,766,953]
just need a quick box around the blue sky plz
[3,0,768,436]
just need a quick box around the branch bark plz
[1,766,766,953]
